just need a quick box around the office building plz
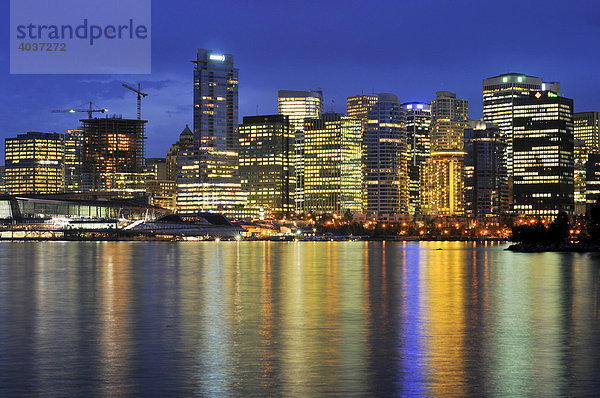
[303,113,362,214]
[464,120,508,217]
[167,125,194,182]
[4,132,64,194]
[574,112,600,152]
[421,91,468,217]
[402,102,431,215]
[238,115,295,218]
[193,49,239,151]
[574,139,591,214]
[482,73,559,174]
[176,149,246,214]
[420,152,465,217]
[80,116,146,197]
[278,90,323,214]
[586,153,600,206]
[347,94,379,124]
[363,94,408,217]
[64,129,84,193]
[0,166,5,193]
[512,91,574,217]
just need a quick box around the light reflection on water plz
[0,241,599,396]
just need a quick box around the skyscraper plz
[303,113,362,214]
[421,91,468,217]
[574,112,600,152]
[347,94,379,124]
[512,91,574,217]
[278,90,323,214]
[402,102,431,215]
[80,116,146,197]
[64,129,84,193]
[363,94,407,217]
[482,73,559,173]
[238,115,295,218]
[179,49,245,213]
[193,49,239,151]
[4,132,64,194]
[463,120,509,217]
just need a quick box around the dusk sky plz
[2,0,600,159]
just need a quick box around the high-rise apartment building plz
[464,120,509,217]
[238,115,295,218]
[363,94,408,217]
[303,113,362,214]
[167,125,194,182]
[402,102,431,215]
[278,90,323,214]
[80,116,146,197]
[482,73,559,174]
[421,91,468,217]
[512,91,574,217]
[4,132,65,194]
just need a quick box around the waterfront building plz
[482,73,559,174]
[512,91,574,217]
[463,120,509,217]
[4,132,64,194]
[303,113,362,214]
[574,139,591,214]
[363,94,407,217]
[80,116,146,197]
[183,49,244,213]
[238,115,295,218]
[176,149,246,214]
[402,102,431,215]
[64,129,84,193]
[421,91,468,217]
[278,90,323,213]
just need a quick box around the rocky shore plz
[507,242,600,252]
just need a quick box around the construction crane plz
[52,101,107,118]
[122,83,148,120]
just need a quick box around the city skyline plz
[2,0,600,159]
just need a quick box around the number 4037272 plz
[18,42,66,51]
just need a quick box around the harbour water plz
[0,241,599,396]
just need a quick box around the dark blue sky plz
[2,0,600,159]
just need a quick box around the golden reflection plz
[422,241,467,396]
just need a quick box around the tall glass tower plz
[193,49,239,151]
[402,102,431,215]
[277,90,323,214]
[363,94,407,217]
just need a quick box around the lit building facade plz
[463,120,509,217]
[238,115,295,218]
[362,94,407,217]
[482,73,559,174]
[176,149,246,214]
[64,129,84,193]
[193,49,239,152]
[585,153,600,206]
[303,113,362,214]
[4,132,65,194]
[167,125,194,182]
[574,139,591,214]
[347,94,378,124]
[278,90,323,214]
[421,91,468,217]
[513,91,574,217]
[80,117,146,197]
[420,152,465,217]
[574,112,600,152]
[402,102,431,215]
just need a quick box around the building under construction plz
[80,116,147,197]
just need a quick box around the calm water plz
[0,241,599,396]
